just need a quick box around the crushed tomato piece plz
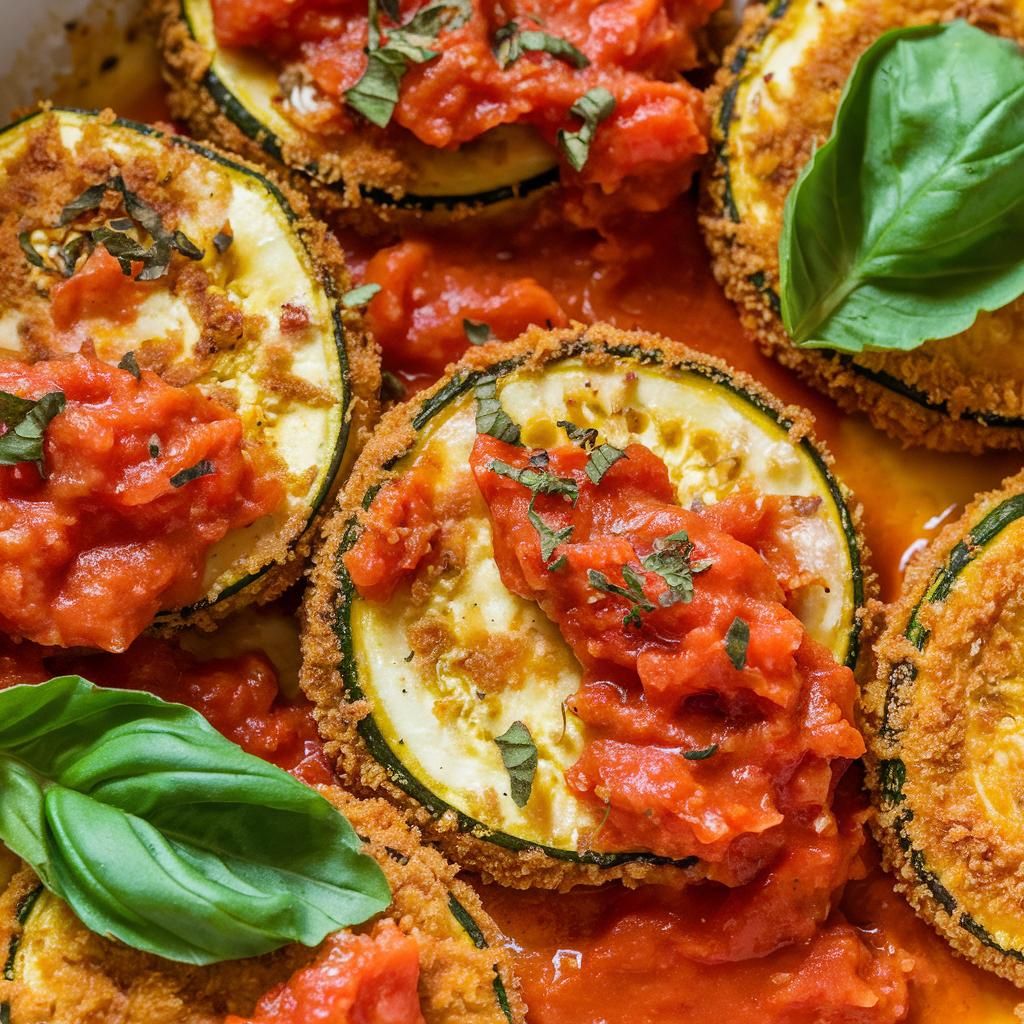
[210,0,717,214]
[225,921,425,1024]
[0,355,284,652]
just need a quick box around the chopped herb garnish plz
[212,228,234,254]
[18,232,46,270]
[641,529,712,607]
[558,87,616,172]
[57,235,89,277]
[528,450,550,468]
[527,496,573,564]
[585,443,626,485]
[345,0,472,128]
[463,318,493,345]
[170,459,215,488]
[492,21,589,70]
[557,419,598,450]
[725,616,750,670]
[547,554,567,572]
[494,720,538,808]
[380,370,407,403]
[683,743,718,761]
[474,376,521,445]
[117,350,141,380]
[403,650,415,662]
[489,459,579,502]
[342,282,382,308]
[148,434,161,459]
[588,566,654,628]
[58,181,109,226]
[0,390,66,473]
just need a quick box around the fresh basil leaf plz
[557,419,597,450]
[58,235,89,277]
[474,375,521,445]
[780,21,1024,353]
[527,495,573,563]
[381,369,407,402]
[489,458,579,502]
[528,450,550,468]
[58,181,109,226]
[588,566,654,628]
[725,616,750,670]
[494,720,537,807]
[463,318,493,345]
[118,350,141,380]
[641,530,712,606]
[213,228,234,254]
[558,87,615,172]
[0,678,390,965]
[170,459,215,488]
[0,390,66,471]
[346,0,471,127]
[342,282,382,308]
[493,21,589,70]
[585,443,626,484]
[18,232,46,270]
[683,743,718,762]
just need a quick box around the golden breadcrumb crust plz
[300,321,872,890]
[0,789,524,1024]
[699,0,1024,454]
[862,468,1024,986]
[0,106,380,639]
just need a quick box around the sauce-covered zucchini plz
[302,324,868,889]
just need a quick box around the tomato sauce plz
[226,921,424,1024]
[211,0,714,213]
[0,354,284,652]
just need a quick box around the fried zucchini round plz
[0,106,378,635]
[301,323,870,889]
[700,0,1024,453]
[0,789,524,1024]
[151,0,559,222]
[863,469,1024,985]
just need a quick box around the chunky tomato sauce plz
[0,354,283,651]
[227,921,424,1024]
[212,0,715,213]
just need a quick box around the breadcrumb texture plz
[301,322,871,890]
[0,789,524,1024]
[863,468,1024,986]
[700,0,1024,453]
[0,106,379,637]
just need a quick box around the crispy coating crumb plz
[699,0,1024,454]
[300,322,872,890]
[0,789,523,1024]
[863,468,1024,986]
[0,107,380,638]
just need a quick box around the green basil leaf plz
[0,678,390,965]
[118,350,141,380]
[170,459,215,487]
[585,442,626,484]
[0,390,65,471]
[489,458,579,502]
[725,616,750,670]
[641,529,713,607]
[213,228,234,254]
[463,318,493,345]
[587,566,654,628]
[779,21,1024,353]
[557,419,597,450]
[474,375,522,445]
[59,181,109,226]
[493,720,537,807]
[526,495,573,564]
[342,282,382,308]
[18,232,46,270]
[683,743,718,762]
[493,21,589,70]
[558,87,615,172]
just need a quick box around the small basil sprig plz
[558,87,615,172]
[346,0,472,128]
[779,21,1024,353]
[0,390,65,472]
[0,677,390,965]
[492,21,588,70]
[494,720,538,807]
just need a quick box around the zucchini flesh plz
[343,350,863,860]
[0,108,350,619]
[869,480,1024,981]
[180,0,559,210]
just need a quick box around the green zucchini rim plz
[0,105,354,623]
[0,884,515,1024]
[710,0,1024,431]
[178,0,560,213]
[334,335,866,867]
[874,490,1024,964]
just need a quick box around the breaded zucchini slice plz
[302,323,868,889]
[0,107,378,634]
[864,469,1024,986]
[701,0,1024,453]
[152,0,559,220]
[0,790,523,1024]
